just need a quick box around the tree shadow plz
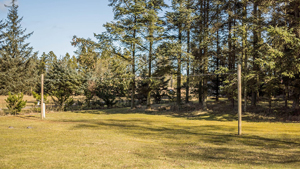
[175,101,297,123]
[17,115,40,120]
[59,117,300,166]
[73,107,166,116]
[71,98,300,123]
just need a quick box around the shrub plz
[84,80,96,108]
[95,83,117,109]
[95,74,126,109]
[51,91,74,111]
[5,92,27,115]
[32,91,48,105]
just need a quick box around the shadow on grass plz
[17,115,41,120]
[46,100,300,166]
[72,99,298,123]
[60,116,300,166]
[70,119,300,147]
[73,107,166,116]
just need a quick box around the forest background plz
[1,0,300,116]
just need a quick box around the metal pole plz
[238,64,242,135]
[41,74,44,120]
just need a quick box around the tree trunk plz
[185,0,191,104]
[131,17,137,109]
[285,83,289,108]
[269,95,272,114]
[251,1,259,106]
[292,2,300,113]
[146,37,153,109]
[216,3,220,102]
[228,4,233,70]
[242,0,248,111]
[202,0,209,110]
[251,91,257,106]
[292,93,300,110]
[177,27,182,105]
[186,29,190,103]
[198,0,204,104]
[198,80,203,104]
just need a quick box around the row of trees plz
[1,0,300,113]
[96,0,300,112]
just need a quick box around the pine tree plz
[45,60,82,111]
[242,0,249,111]
[38,52,48,75]
[166,0,187,105]
[192,0,213,109]
[0,20,6,48]
[71,36,99,72]
[45,51,57,71]
[142,0,167,109]
[0,0,37,95]
[62,52,77,70]
[94,54,131,108]
[249,0,262,106]
[182,0,195,103]
[104,0,145,109]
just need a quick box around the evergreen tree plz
[184,0,195,103]
[38,52,48,75]
[46,51,57,71]
[45,60,82,111]
[62,52,77,70]
[71,36,99,72]
[141,0,167,109]
[165,0,187,105]
[0,20,6,48]
[192,0,213,109]
[94,55,131,108]
[0,0,37,95]
[104,0,145,109]
[241,0,249,110]
[261,0,300,112]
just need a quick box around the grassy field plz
[0,108,299,169]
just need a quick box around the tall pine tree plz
[142,0,167,109]
[0,0,37,95]
[104,0,145,109]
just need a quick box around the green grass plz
[0,109,300,169]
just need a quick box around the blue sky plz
[0,0,114,58]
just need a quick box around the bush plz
[5,92,27,115]
[32,91,48,105]
[83,80,97,108]
[95,77,124,109]
[51,91,74,111]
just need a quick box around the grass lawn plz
[0,108,299,169]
